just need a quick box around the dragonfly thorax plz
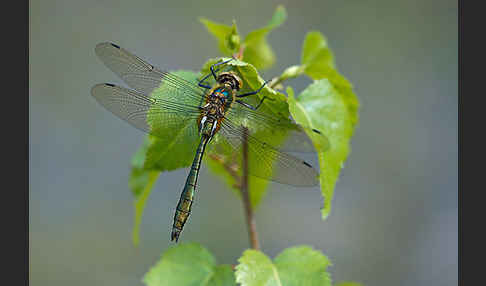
[203,83,235,117]
[198,87,232,137]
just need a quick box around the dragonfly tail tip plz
[171,229,181,242]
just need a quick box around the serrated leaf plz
[242,5,287,70]
[314,68,359,128]
[299,31,359,127]
[300,31,335,79]
[301,31,333,66]
[274,246,332,285]
[235,250,279,286]
[143,243,236,286]
[200,18,240,55]
[287,80,354,220]
[235,246,331,286]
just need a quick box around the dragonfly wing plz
[214,120,320,187]
[225,102,330,153]
[94,42,206,103]
[91,83,200,140]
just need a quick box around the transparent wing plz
[225,102,330,153]
[94,42,206,104]
[91,83,201,139]
[213,120,320,187]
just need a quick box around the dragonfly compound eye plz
[217,72,243,91]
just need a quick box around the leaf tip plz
[198,17,209,25]
[271,5,287,27]
[275,4,287,17]
[321,209,330,220]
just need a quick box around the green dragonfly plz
[91,42,329,242]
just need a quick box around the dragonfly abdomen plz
[171,134,211,242]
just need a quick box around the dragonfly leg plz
[210,58,234,81]
[198,58,234,88]
[197,73,213,89]
[236,96,271,111]
[236,80,269,98]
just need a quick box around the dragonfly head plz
[217,72,243,91]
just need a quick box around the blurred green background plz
[29,0,457,285]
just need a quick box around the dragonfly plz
[91,42,329,242]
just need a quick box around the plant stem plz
[269,64,305,90]
[241,127,260,250]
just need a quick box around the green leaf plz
[274,246,332,286]
[144,70,202,171]
[130,136,154,196]
[235,250,278,286]
[287,80,354,220]
[224,57,289,116]
[143,243,236,286]
[209,265,237,286]
[266,5,287,29]
[300,31,335,79]
[315,68,360,128]
[289,31,359,219]
[235,246,331,286]
[300,31,359,127]
[200,18,240,55]
[335,282,363,286]
[132,170,160,246]
[301,31,334,67]
[242,5,287,70]
[130,137,161,246]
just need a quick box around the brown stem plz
[207,130,260,249]
[208,154,241,189]
[241,127,260,250]
[232,45,246,60]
